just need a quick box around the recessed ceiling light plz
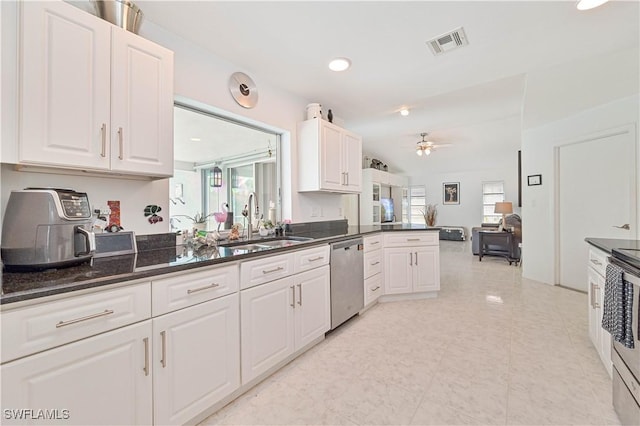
[190,137,201,142]
[328,57,351,72]
[400,108,410,116]
[576,0,609,10]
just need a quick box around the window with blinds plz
[482,181,505,224]
[402,186,426,224]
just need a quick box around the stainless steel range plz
[610,246,640,425]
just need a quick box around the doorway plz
[556,124,637,291]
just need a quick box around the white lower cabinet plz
[241,276,295,384]
[153,293,240,425]
[240,265,330,385]
[383,232,440,296]
[587,246,612,377]
[1,320,153,425]
[294,265,331,349]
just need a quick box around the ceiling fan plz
[415,132,451,156]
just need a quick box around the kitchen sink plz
[219,236,312,251]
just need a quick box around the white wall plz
[410,165,520,235]
[520,45,639,286]
[0,2,348,236]
[522,95,640,285]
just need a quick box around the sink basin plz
[219,236,311,251]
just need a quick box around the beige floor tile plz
[199,240,620,426]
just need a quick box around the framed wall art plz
[443,182,460,205]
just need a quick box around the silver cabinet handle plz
[407,238,420,242]
[594,285,600,308]
[371,286,380,291]
[308,256,324,262]
[187,283,220,294]
[117,127,124,160]
[415,252,418,266]
[346,172,349,186]
[160,330,167,368]
[100,123,107,157]
[371,261,380,266]
[297,283,302,306]
[409,252,413,266]
[342,172,347,185]
[143,337,149,376]
[371,241,380,245]
[56,309,114,328]
[290,286,295,308]
[613,224,631,230]
[590,259,603,266]
[263,266,284,274]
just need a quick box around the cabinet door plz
[343,131,362,192]
[587,268,600,348]
[320,123,344,191]
[383,247,412,294]
[153,294,240,426]
[413,246,440,292]
[111,28,174,177]
[20,1,111,170]
[600,282,613,377]
[294,265,330,350]
[241,276,295,384]
[1,321,152,426]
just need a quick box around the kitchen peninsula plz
[1,223,440,426]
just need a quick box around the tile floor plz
[201,240,620,425]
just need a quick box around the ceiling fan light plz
[425,148,432,156]
[576,0,609,10]
[416,148,423,156]
[400,108,410,116]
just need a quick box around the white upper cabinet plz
[298,118,362,193]
[18,1,174,178]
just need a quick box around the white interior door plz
[558,126,637,291]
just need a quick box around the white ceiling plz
[137,0,639,174]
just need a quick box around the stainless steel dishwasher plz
[330,237,364,330]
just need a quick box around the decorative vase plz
[327,109,333,123]
[193,222,207,232]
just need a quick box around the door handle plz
[297,283,302,306]
[613,224,630,230]
[290,286,295,308]
[415,252,418,265]
[143,337,149,376]
[117,127,124,160]
[409,252,413,266]
[100,123,107,157]
[160,330,167,368]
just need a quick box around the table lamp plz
[494,202,513,231]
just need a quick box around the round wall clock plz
[229,72,258,108]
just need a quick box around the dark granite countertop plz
[1,225,439,305]
[585,237,640,254]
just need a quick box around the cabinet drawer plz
[363,234,383,252]
[383,232,439,247]
[294,245,330,274]
[588,246,608,277]
[241,253,295,290]
[152,263,239,316]
[364,250,383,279]
[1,282,151,363]
[364,274,383,306]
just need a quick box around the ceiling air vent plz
[427,27,468,56]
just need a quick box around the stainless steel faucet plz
[247,192,259,240]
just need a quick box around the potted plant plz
[421,204,438,227]
[174,212,214,232]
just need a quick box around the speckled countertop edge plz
[1,226,441,305]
